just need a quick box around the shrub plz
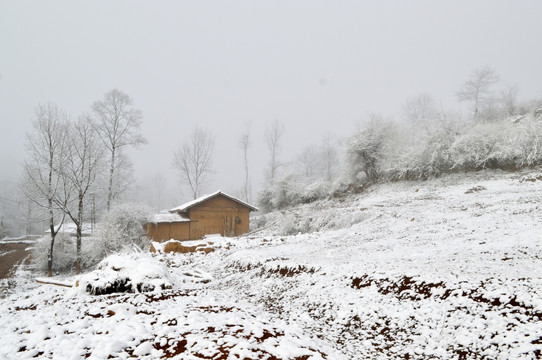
[92,202,152,262]
[256,188,274,213]
[300,180,330,204]
[391,112,462,179]
[346,120,393,183]
[514,119,542,166]
[450,122,516,170]
[32,233,76,274]
[257,176,333,213]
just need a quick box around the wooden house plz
[145,191,258,242]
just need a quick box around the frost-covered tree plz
[295,145,319,179]
[22,103,70,277]
[93,202,151,261]
[450,117,542,171]
[60,116,104,274]
[411,111,462,176]
[173,126,214,199]
[402,93,440,135]
[239,124,251,202]
[264,119,285,185]
[515,118,542,166]
[457,65,499,120]
[105,151,135,205]
[32,232,75,274]
[92,89,146,211]
[321,132,339,182]
[450,122,514,170]
[293,133,338,183]
[347,115,393,183]
[500,84,519,117]
[396,96,464,178]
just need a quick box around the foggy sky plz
[1,1,541,207]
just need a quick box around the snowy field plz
[1,170,541,359]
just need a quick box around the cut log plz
[35,277,73,288]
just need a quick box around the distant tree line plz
[257,66,542,212]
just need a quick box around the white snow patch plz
[76,253,172,295]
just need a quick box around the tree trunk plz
[75,195,83,275]
[47,154,55,277]
[106,147,116,211]
[47,197,55,277]
[244,150,249,202]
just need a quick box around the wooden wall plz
[145,222,190,242]
[188,196,250,239]
[146,195,253,242]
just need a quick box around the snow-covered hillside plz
[1,170,541,359]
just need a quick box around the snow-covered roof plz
[147,212,190,224]
[169,191,259,213]
[45,222,92,235]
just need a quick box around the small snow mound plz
[78,253,172,295]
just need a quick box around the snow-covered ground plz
[1,170,541,359]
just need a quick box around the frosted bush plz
[279,217,303,236]
[93,202,152,260]
[450,122,516,170]
[277,208,370,236]
[251,213,268,230]
[32,234,107,274]
[258,176,333,212]
[256,188,274,213]
[390,113,461,179]
[346,120,394,183]
[514,119,542,166]
[32,233,76,274]
[300,180,330,203]
[272,174,306,209]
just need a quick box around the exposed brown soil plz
[0,243,32,279]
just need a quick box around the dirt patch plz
[0,243,32,279]
[150,240,216,254]
[263,264,319,277]
[465,185,487,194]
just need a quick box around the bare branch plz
[91,89,146,210]
[457,65,499,120]
[173,126,214,199]
[264,119,285,185]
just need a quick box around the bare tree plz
[457,65,499,120]
[347,114,393,183]
[239,124,251,202]
[107,150,135,204]
[150,173,167,211]
[22,103,70,277]
[402,93,440,134]
[60,116,104,274]
[500,84,519,117]
[264,119,285,185]
[295,145,319,179]
[91,89,146,211]
[173,126,214,200]
[321,132,338,182]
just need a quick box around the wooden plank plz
[35,278,73,288]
